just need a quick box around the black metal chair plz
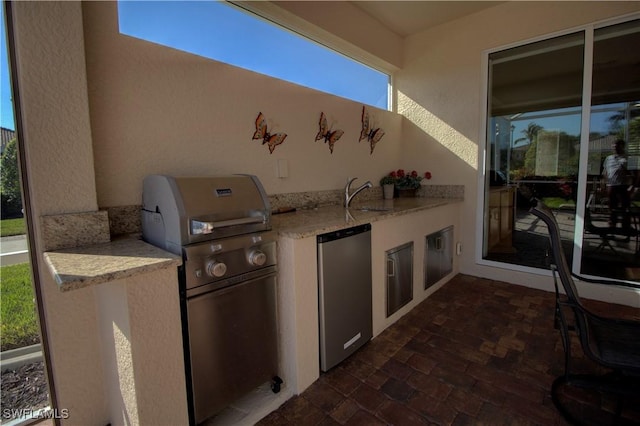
[583,193,638,255]
[529,199,640,424]
[584,197,619,255]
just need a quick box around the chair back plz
[529,200,583,306]
[583,207,600,235]
[583,193,608,236]
[531,200,640,379]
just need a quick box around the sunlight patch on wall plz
[113,321,137,425]
[397,92,477,169]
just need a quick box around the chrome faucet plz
[344,177,372,208]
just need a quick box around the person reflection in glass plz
[603,139,632,231]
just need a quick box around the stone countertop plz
[44,237,182,292]
[272,197,462,239]
[44,196,461,292]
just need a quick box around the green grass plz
[0,218,26,237]
[541,197,576,210]
[0,262,40,351]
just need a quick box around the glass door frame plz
[570,24,593,277]
[3,0,58,417]
[477,13,640,286]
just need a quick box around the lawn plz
[0,262,40,351]
[0,218,26,237]
[542,197,576,210]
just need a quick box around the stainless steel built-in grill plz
[142,174,280,425]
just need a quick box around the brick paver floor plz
[258,274,640,425]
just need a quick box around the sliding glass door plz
[483,18,640,283]
[484,31,585,270]
[579,20,640,280]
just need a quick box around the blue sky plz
[0,1,388,132]
[1,5,14,130]
[118,1,389,109]
[0,1,616,136]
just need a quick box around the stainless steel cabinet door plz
[425,226,454,289]
[386,242,414,317]
[186,274,278,423]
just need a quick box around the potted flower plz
[395,169,432,197]
[381,169,432,198]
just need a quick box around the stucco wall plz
[82,1,402,209]
[95,270,188,425]
[395,2,640,305]
[10,2,109,424]
[271,0,403,69]
[10,1,640,423]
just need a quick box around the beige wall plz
[82,1,402,209]
[271,0,403,69]
[11,2,404,422]
[10,2,109,424]
[10,1,640,423]
[95,271,188,425]
[395,2,640,304]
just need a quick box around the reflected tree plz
[0,138,23,218]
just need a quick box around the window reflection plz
[580,19,640,281]
[581,100,640,280]
[484,18,640,283]
[485,32,584,270]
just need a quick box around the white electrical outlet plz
[277,159,288,178]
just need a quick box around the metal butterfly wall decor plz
[252,112,288,154]
[359,106,385,154]
[315,112,344,154]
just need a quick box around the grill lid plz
[142,174,271,254]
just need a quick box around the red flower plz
[559,182,572,197]
[385,168,429,189]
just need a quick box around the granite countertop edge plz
[44,197,461,292]
[44,237,182,292]
[272,197,463,239]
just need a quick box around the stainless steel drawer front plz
[386,242,414,317]
[186,272,278,424]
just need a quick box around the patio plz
[258,274,640,425]
[486,206,640,281]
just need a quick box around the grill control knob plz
[248,250,267,266]
[206,260,227,278]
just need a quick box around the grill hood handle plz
[191,216,265,235]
